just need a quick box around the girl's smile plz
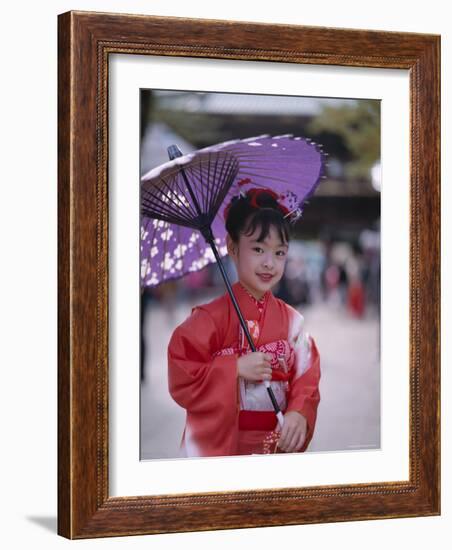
[257,273,274,282]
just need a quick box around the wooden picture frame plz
[57,10,440,539]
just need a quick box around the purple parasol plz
[140,134,326,288]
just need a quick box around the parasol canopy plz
[140,134,325,288]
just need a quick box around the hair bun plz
[247,188,279,209]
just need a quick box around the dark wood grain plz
[57,10,71,539]
[57,10,440,539]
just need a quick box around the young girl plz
[167,188,321,458]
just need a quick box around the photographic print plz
[139,90,381,460]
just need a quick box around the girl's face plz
[227,224,289,300]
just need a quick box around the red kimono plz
[168,281,320,457]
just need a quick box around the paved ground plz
[140,294,380,459]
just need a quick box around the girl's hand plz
[277,411,307,453]
[237,352,273,382]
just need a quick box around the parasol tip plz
[167,144,183,160]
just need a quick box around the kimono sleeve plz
[286,307,321,451]
[167,306,239,419]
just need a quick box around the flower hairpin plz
[284,206,303,223]
[283,206,303,224]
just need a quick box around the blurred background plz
[139,90,381,460]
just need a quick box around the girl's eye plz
[276,251,286,257]
[253,247,263,253]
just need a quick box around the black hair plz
[225,190,292,244]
